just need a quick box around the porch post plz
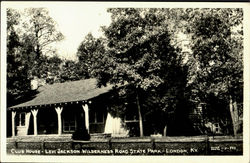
[55,107,63,135]
[82,104,89,133]
[25,112,31,135]
[31,109,38,135]
[11,111,16,137]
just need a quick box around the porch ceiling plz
[9,78,113,110]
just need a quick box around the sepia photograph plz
[1,1,249,163]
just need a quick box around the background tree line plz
[7,8,243,136]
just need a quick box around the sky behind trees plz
[5,3,112,60]
[4,2,248,61]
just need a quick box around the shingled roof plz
[9,78,113,110]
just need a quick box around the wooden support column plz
[25,112,31,135]
[11,111,16,137]
[31,109,38,135]
[82,104,89,133]
[55,107,63,135]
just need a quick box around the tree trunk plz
[35,29,41,59]
[36,44,41,59]
[163,125,167,136]
[136,91,144,137]
[229,95,239,136]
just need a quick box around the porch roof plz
[9,78,113,110]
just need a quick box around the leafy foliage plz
[7,8,64,106]
[88,8,191,135]
[97,9,183,88]
[7,8,32,106]
[77,33,106,79]
[185,8,243,135]
[57,60,82,82]
[22,8,64,57]
[186,8,243,103]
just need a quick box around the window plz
[63,112,76,132]
[16,112,25,126]
[214,123,219,133]
[89,109,104,124]
[63,120,76,132]
[125,114,138,122]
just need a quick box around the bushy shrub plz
[72,128,90,141]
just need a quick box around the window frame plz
[89,109,104,124]
[124,114,139,123]
[63,114,77,132]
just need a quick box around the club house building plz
[7,78,228,138]
[8,79,129,138]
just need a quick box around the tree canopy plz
[7,8,31,106]
[76,33,106,79]
[7,8,64,106]
[83,8,243,136]
[185,8,243,135]
[82,8,191,136]
[22,8,64,58]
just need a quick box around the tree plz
[7,8,64,106]
[39,55,63,84]
[20,8,64,80]
[7,8,32,106]
[56,33,107,83]
[22,8,64,58]
[76,33,106,79]
[91,8,188,136]
[186,9,243,136]
[58,60,82,82]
